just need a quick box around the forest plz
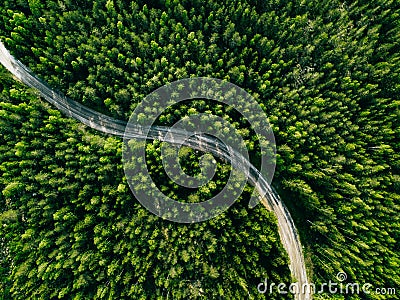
[0,0,399,299]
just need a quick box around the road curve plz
[0,40,310,300]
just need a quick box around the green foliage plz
[0,73,291,298]
[0,0,399,299]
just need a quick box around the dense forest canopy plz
[0,0,399,299]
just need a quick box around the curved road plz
[0,41,310,300]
